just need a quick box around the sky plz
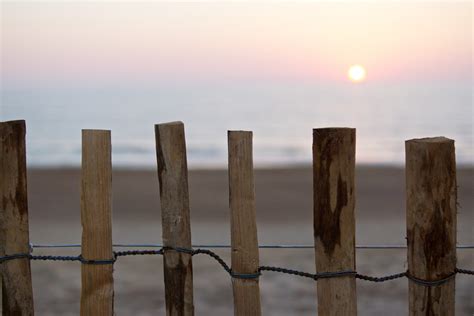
[1,1,472,90]
[0,1,472,167]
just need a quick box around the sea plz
[1,80,472,168]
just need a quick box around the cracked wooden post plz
[155,122,194,316]
[0,120,34,315]
[406,137,456,315]
[80,129,114,315]
[313,128,357,316]
[228,131,261,316]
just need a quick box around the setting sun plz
[348,65,366,82]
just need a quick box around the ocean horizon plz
[2,80,472,168]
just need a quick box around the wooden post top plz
[406,136,453,144]
[313,127,355,131]
[155,121,184,127]
[82,129,111,132]
[228,130,252,134]
[0,120,26,138]
[313,127,355,135]
[0,119,26,126]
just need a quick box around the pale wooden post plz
[80,130,114,315]
[0,120,34,315]
[228,131,261,316]
[406,137,456,315]
[313,128,357,316]
[155,122,194,316]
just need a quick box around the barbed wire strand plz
[1,246,472,286]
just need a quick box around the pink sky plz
[1,2,472,88]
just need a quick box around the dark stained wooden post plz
[313,128,357,316]
[155,122,194,316]
[406,137,456,315]
[228,131,261,316]
[0,120,35,315]
[80,130,114,315]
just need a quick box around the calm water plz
[1,80,472,167]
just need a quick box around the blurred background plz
[2,1,472,167]
[1,1,472,315]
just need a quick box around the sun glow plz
[348,65,366,82]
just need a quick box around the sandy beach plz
[9,166,474,315]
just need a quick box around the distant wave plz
[24,139,473,168]
[25,140,316,167]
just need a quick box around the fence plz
[0,119,472,315]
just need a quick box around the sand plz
[4,166,473,315]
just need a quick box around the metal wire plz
[30,243,474,249]
[1,246,472,287]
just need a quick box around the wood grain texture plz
[228,131,261,316]
[313,128,357,316]
[406,137,456,316]
[155,122,194,316]
[0,120,34,315]
[80,130,114,316]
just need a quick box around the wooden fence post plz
[80,129,114,315]
[313,128,357,316]
[0,120,34,315]
[228,131,261,316]
[406,137,456,315]
[155,122,194,316]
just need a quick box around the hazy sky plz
[0,1,472,167]
[2,1,471,89]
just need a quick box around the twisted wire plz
[405,272,457,286]
[456,268,474,276]
[355,272,406,282]
[30,243,474,249]
[1,246,472,286]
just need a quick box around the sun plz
[348,65,366,82]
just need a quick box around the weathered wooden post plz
[313,128,357,315]
[228,131,261,316]
[80,129,114,315]
[406,137,456,315]
[155,122,194,316]
[0,120,34,315]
